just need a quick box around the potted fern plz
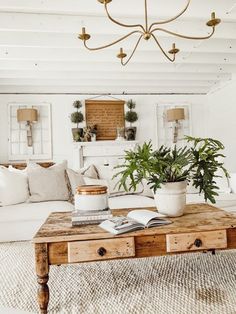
[70,100,84,142]
[114,136,229,217]
[125,99,138,141]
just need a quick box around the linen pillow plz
[140,179,154,198]
[214,172,231,194]
[80,165,99,179]
[27,161,69,202]
[96,165,143,196]
[0,166,29,206]
[186,180,199,194]
[95,165,126,195]
[66,168,85,195]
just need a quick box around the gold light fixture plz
[166,108,185,144]
[79,0,221,66]
[17,108,38,147]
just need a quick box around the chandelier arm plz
[151,33,175,62]
[149,0,191,31]
[83,30,143,51]
[151,26,215,40]
[145,0,148,31]
[120,35,143,66]
[104,2,145,33]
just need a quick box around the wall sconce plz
[17,108,38,147]
[166,108,185,144]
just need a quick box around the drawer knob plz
[194,239,202,248]
[97,247,107,256]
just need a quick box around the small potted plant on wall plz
[125,99,138,141]
[70,100,84,142]
[114,136,229,217]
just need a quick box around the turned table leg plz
[35,243,50,314]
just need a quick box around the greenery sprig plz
[125,99,138,126]
[70,100,84,128]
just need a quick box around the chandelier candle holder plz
[78,0,221,66]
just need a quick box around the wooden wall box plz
[85,100,125,140]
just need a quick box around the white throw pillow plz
[95,165,126,194]
[27,161,69,202]
[186,180,199,194]
[229,173,236,193]
[214,169,231,194]
[0,166,29,206]
[140,179,154,198]
[66,168,85,195]
[80,165,99,179]
[96,165,143,196]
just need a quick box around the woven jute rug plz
[0,242,236,314]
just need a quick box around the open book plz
[99,209,172,235]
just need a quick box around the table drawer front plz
[68,237,135,263]
[166,230,227,253]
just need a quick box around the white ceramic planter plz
[154,181,187,217]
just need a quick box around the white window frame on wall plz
[8,103,52,161]
[156,103,192,148]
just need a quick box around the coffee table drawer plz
[166,230,227,253]
[68,237,135,263]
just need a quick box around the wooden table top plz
[33,204,236,244]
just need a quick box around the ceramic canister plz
[74,185,108,211]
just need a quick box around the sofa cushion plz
[0,166,29,206]
[0,201,74,223]
[95,165,145,196]
[27,161,69,202]
[81,164,99,179]
[0,201,74,242]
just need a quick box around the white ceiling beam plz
[0,70,231,82]
[0,78,219,87]
[0,0,234,21]
[0,31,235,54]
[0,13,235,40]
[0,60,234,73]
[0,85,211,95]
[0,46,235,64]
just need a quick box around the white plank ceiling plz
[0,0,236,94]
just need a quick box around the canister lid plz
[76,185,108,195]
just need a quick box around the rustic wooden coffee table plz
[33,203,236,313]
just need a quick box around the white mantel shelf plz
[73,140,139,169]
[74,140,138,147]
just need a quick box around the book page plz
[127,209,167,226]
[99,216,143,235]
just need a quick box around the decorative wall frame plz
[156,103,192,148]
[85,100,125,140]
[8,103,52,161]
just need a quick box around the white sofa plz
[2,192,236,243]
[1,161,236,243]
[0,161,156,242]
[0,196,155,243]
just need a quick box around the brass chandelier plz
[78,0,221,66]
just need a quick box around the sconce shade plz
[167,108,185,122]
[17,108,38,122]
